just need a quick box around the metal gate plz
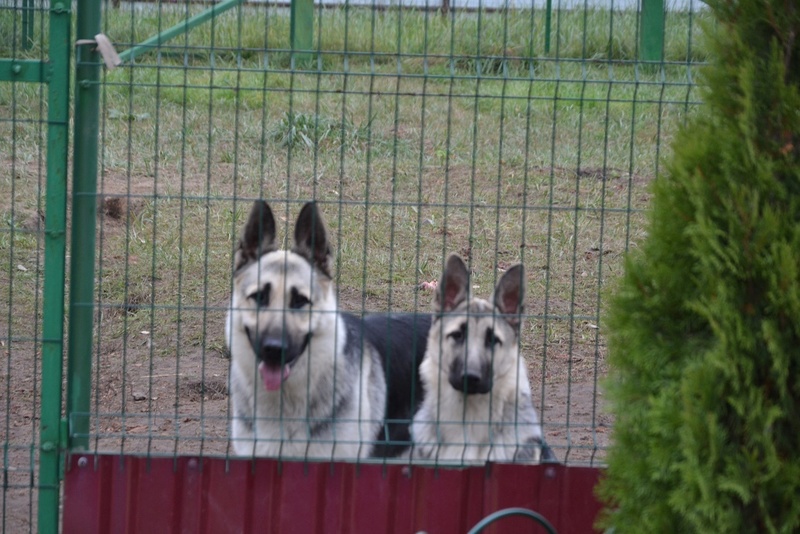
[1,0,70,532]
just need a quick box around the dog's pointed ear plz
[293,202,332,277]
[437,254,470,313]
[235,200,277,271]
[493,264,525,331]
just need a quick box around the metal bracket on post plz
[76,34,122,70]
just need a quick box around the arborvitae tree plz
[598,0,800,532]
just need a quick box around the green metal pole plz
[544,0,552,54]
[639,0,665,63]
[68,0,102,451]
[38,0,71,531]
[117,0,246,63]
[22,0,34,50]
[290,0,314,64]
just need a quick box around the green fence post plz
[544,0,553,54]
[21,0,34,50]
[290,0,314,64]
[639,0,665,63]
[67,0,102,451]
[38,0,71,530]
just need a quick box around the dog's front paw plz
[412,443,435,461]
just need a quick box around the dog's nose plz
[258,338,285,365]
[450,371,492,395]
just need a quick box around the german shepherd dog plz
[227,200,429,459]
[411,254,553,463]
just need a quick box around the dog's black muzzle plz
[449,358,493,395]
[245,327,311,369]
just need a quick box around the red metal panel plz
[136,457,179,532]
[558,466,604,534]
[484,463,560,533]
[63,454,603,534]
[62,456,102,530]
[185,456,242,533]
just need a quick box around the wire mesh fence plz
[85,0,703,460]
[2,0,706,529]
[0,68,47,530]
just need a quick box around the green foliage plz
[270,111,373,150]
[599,0,800,532]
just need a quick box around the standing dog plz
[227,200,429,459]
[411,254,553,463]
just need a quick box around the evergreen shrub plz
[598,0,800,531]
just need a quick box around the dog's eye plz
[248,284,271,307]
[485,328,502,348]
[448,322,466,343]
[289,288,310,309]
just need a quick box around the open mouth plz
[246,331,312,391]
[258,362,292,391]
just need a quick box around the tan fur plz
[411,254,545,464]
[227,202,386,460]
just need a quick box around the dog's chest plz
[434,392,513,440]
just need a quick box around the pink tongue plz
[259,362,290,391]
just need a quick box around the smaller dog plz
[411,254,553,463]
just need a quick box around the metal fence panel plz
[70,0,703,465]
[4,0,706,530]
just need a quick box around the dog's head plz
[229,200,335,391]
[429,254,524,395]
